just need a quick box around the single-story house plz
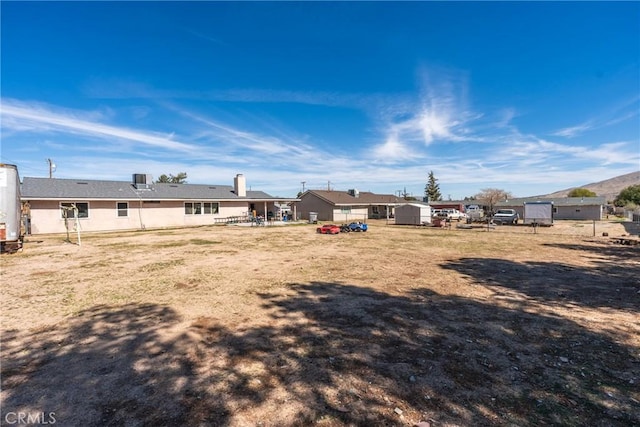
[294,189,404,222]
[495,197,606,221]
[395,203,432,225]
[429,201,467,212]
[21,173,298,234]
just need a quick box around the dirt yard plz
[1,220,639,426]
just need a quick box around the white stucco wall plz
[26,199,261,234]
[331,207,368,222]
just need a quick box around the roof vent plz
[132,173,153,190]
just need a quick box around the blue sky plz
[1,2,638,199]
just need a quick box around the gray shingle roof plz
[306,190,404,205]
[496,196,607,207]
[21,177,287,201]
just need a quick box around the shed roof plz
[305,190,404,206]
[21,177,291,201]
[496,196,606,207]
[397,202,431,208]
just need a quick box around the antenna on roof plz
[46,158,56,178]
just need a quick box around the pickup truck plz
[441,209,466,221]
[492,209,519,225]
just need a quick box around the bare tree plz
[474,188,512,215]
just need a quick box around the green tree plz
[475,188,512,215]
[156,172,188,184]
[424,171,442,202]
[567,188,596,197]
[613,184,640,207]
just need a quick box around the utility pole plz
[46,158,56,178]
[301,181,306,193]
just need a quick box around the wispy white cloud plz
[369,69,485,162]
[552,122,595,138]
[552,94,640,138]
[181,27,228,47]
[2,74,638,199]
[1,98,196,152]
[82,77,393,112]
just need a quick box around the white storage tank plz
[0,164,23,252]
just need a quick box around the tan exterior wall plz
[26,199,258,234]
[331,207,368,222]
[296,194,373,222]
[295,196,335,221]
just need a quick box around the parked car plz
[347,221,368,232]
[441,209,466,221]
[316,224,341,234]
[492,209,519,225]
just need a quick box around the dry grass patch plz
[1,220,638,426]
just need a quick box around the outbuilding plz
[495,197,606,221]
[395,203,432,225]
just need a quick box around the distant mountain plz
[537,171,640,202]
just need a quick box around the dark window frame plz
[60,202,89,219]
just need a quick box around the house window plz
[203,202,219,214]
[553,207,558,214]
[117,202,128,217]
[341,206,352,214]
[575,209,581,213]
[186,202,218,215]
[60,202,89,219]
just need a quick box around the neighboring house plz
[295,189,404,222]
[21,173,298,234]
[495,197,606,221]
[395,203,432,225]
[429,201,467,212]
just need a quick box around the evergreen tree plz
[424,171,442,202]
[156,172,188,184]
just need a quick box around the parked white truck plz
[524,201,554,226]
[0,164,23,252]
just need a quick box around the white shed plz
[395,203,432,225]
